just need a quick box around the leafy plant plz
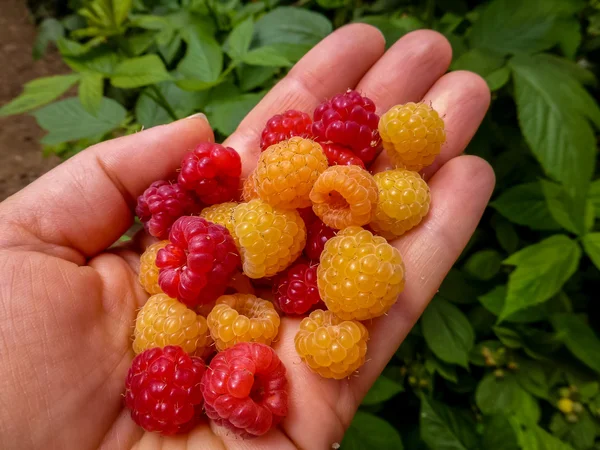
[3,0,600,448]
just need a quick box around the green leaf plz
[478,286,548,323]
[254,7,332,63]
[316,0,350,8]
[0,74,80,116]
[342,411,403,450]
[485,67,511,91]
[556,18,582,59]
[589,180,600,218]
[541,179,592,235]
[550,411,597,450]
[422,298,475,368]
[493,218,519,253]
[111,55,172,88]
[420,396,479,450]
[127,31,157,56]
[483,416,520,450]
[476,373,540,422]
[463,249,502,281]
[61,45,120,75]
[551,313,600,373]
[33,97,126,145]
[356,16,423,49]
[510,54,600,200]
[135,81,208,129]
[362,376,403,405]
[425,352,458,383]
[514,359,550,399]
[470,0,558,54]
[582,233,600,271]
[491,182,561,230]
[205,92,264,136]
[493,326,522,348]
[33,18,65,60]
[501,235,581,320]
[242,47,292,67]
[111,0,133,26]
[533,54,597,87]
[438,269,482,304]
[225,17,254,60]
[452,48,505,78]
[78,73,104,116]
[515,421,575,450]
[238,65,279,91]
[177,31,223,84]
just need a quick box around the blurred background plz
[1,0,599,449]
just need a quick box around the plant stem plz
[425,0,436,28]
[149,85,179,121]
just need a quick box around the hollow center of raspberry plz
[250,375,267,403]
[327,191,349,210]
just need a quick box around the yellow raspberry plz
[242,171,259,201]
[318,227,405,320]
[370,169,430,239]
[309,165,378,230]
[558,398,574,414]
[207,293,281,351]
[379,102,445,171]
[200,202,238,238]
[133,293,213,356]
[138,240,169,295]
[295,309,369,379]
[233,199,306,278]
[255,137,328,209]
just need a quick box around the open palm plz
[0,26,494,450]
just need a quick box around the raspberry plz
[135,181,202,240]
[156,216,240,308]
[255,137,328,209]
[178,143,242,205]
[295,309,368,379]
[309,165,378,229]
[370,169,431,239]
[242,171,259,202]
[311,90,380,164]
[298,206,318,228]
[125,346,205,435]
[274,262,322,315]
[139,240,169,295]
[321,143,366,169]
[379,102,446,171]
[207,293,280,351]
[233,200,306,278]
[317,227,405,320]
[200,202,238,239]
[133,294,213,357]
[260,110,312,151]
[201,342,288,437]
[305,219,337,261]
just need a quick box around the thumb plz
[0,114,214,262]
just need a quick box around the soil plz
[0,0,66,202]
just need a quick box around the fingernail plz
[185,112,208,123]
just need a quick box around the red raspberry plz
[124,346,206,435]
[305,219,337,261]
[156,216,240,308]
[321,143,366,169]
[260,110,312,151]
[135,181,202,239]
[178,143,242,205]
[298,206,318,228]
[201,342,288,437]
[274,262,322,315]
[311,90,381,165]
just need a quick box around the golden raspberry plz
[295,309,368,379]
[242,171,259,201]
[207,293,281,350]
[233,199,306,278]
[255,137,328,209]
[379,102,445,171]
[370,169,430,239]
[133,293,212,356]
[139,240,169,295]
[309,165,378,230]
[200,202,238,238]
[317,227,405,320]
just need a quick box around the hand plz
[0,26,493,450]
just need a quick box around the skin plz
[0,27,494,450]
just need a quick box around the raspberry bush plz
[4,0,600,448]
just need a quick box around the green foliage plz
[3,0,600,448]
